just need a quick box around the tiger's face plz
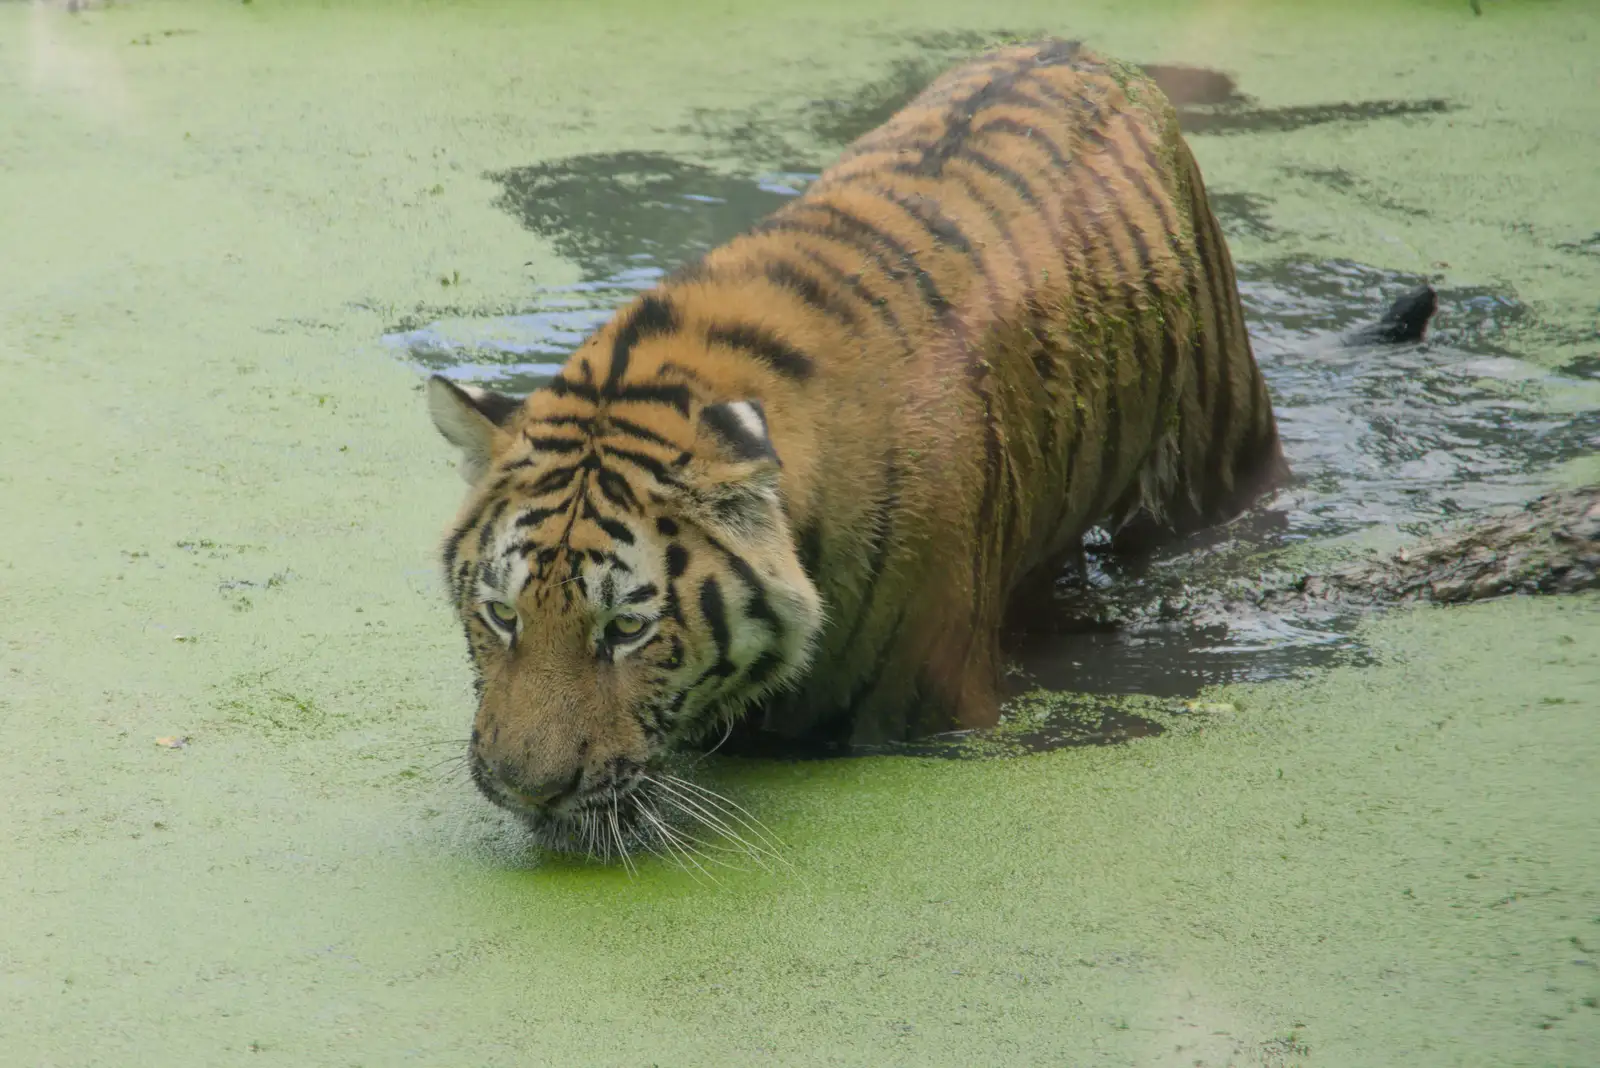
[426,376,823,854]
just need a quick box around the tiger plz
[425,39,1287,856]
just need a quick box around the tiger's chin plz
[476,761,779,868]
[512,803,658,861]
[474,778,657,860]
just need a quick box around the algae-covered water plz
[2,1,1597,1065]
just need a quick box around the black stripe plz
[599,444,678,485]
[1101,116,1180,235]
[795,519,824,580]
[1049,132,1150,519]
[954,147,1071,298]
[515,505,566,530]
[653,361,711,389]
[759,219,921,348]
[603,414,677,450]
[624,582,659,605]
[1183,247,1210,421]
[655,516,679,537]
[837,453,902,653]
[546,376,599,403]
[581,500,635,545]
[525,435,584,454]
[1180,161,1233,487]
[610,382,692,416]
[759,216,913,313]
[1202,202,1245,357]
[528,464,579,496]
[705,322,814,381]
[537,414,595,433]
[605,294,678,396]
[953,146,1040,208]
[744,651,783,689]
[872,186,973,257]
[977,116,1073,177]
[595,467,640,513]
[662,685,691,725]
[1072,157,1144,520]
[666,543,689,579]
[1019,74,1083,115]
[1155,323,1184,481]
[762,259,861,331]
[869,184,999,312]
[800,203,950,316]
[951,170,1029,297]
[665,259,710,286]
[790,244,913,357]
[599,516,635,545]
[441,482,502,565]
[474,499,509,554]
[909,58,1039,177]
[1063,94,1162,286]
[698,577,736,677]
[969,380,1005,591]
[1040,360,1089,542]
[839,604,911,735]
[703,533,782,635]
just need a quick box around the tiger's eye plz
[609,615,645,637]
[486,601,518,626]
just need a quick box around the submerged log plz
[1041,484,1600,638]
[1265,483,1600,609]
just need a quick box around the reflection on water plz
[382,150,1598,724]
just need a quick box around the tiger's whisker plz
[610,798,638,877]
[639,798,742,875]
[647,778,778,868]
[659,775,789,862]
[652,796,767,873]
[637,803,717,884]
[694,720,737,765]
[649,809,752,874]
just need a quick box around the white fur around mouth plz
[480,773,789,873]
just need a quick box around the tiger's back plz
[691,40,1284,743]
[427,40,1284,848]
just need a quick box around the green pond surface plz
[2,1,1598,1064]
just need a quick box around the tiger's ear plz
[682,400,784,532]
[698,399,780,469]
[426,375,524,483]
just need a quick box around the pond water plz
[5,3,1598,1065]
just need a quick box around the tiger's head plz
[426,373,823,856]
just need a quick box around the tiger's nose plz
[503,766,583,808]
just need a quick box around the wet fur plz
[427,40,1285,854]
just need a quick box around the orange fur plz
[427,40,1284,854]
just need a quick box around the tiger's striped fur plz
[427,40,1285,852]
